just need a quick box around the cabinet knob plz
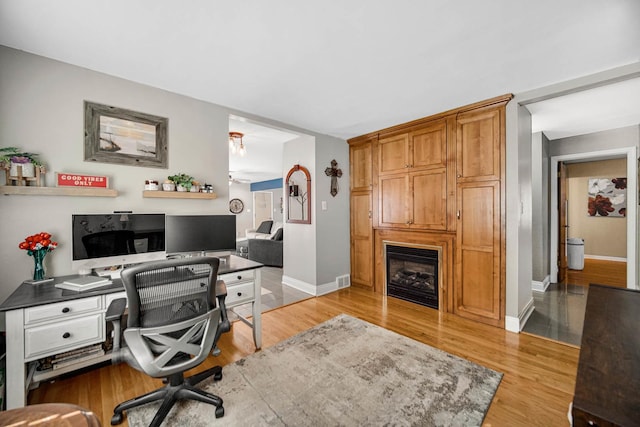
[62,332,71,339]
[62,307,70,313]
[405,164,410,168]
[237,275,242,280]
[237,292,242,297]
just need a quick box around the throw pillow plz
[255,220,273,234]
[271,228,283,241]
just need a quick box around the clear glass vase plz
[32,249,47,281]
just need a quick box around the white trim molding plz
[505,297,535,332]
[281,275,338,296]
[532,275,551,292]
[584,255,627,262]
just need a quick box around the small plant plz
[0,147,42,167]
[168,173,194,191]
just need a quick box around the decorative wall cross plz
[324,159,343,197]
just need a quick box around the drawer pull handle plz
[62,307,70,313]
[237,292,242,297]
[237,275,242,280]
[62,332,71,339]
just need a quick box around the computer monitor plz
[71,213,166,272]
[165,215,237,255]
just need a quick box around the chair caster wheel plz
[215,406,225,418]
[111,413,124,425]
[214,371,223,381]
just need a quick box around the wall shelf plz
[0,186,118,197]
[142,190,217,199]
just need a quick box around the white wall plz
[229,183,253,237]
[0,46,350,327]
[314,137,350,287]
[282,136,317,288]
[531,132,550,282]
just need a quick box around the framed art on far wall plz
[84,101,168,168]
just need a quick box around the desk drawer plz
[25,313,104,360]
[220,270,254,286]
[24,296,102,325]
[225,282,255,306]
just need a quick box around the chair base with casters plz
[111,365,225,426]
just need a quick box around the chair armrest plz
[106,298,127,322]
[106,298,127,357]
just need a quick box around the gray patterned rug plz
[127,314,502,426]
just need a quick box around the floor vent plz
[336,274,351,289]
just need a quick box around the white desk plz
[0,255,262,409]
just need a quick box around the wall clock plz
[229,198,244,214]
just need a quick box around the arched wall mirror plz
[286,164,311,224]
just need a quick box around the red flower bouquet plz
[19,232,58,281]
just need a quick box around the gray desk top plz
[0,255,262,312]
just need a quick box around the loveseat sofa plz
[248,226,283,267]
[245,220,283,240]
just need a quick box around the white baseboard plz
[531,275,550,292]
[505,297,535,333]
[282,274,350,296]
[505,316,520,332]
[281,275,316,295]
[584,254,627,262]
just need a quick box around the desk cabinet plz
[1,255,262,410]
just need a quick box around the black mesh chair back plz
[112,257,225,426]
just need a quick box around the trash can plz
[567,238,584,270]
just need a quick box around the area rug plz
[127,314,502,426]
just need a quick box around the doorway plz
[253,191,274,228]
[550,148,635,288]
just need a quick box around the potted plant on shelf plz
[168,173,194,192]
[0,146,44,178]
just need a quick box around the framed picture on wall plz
[84,101,168,168]
[587,177,626,217]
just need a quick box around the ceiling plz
[1,1,639,179]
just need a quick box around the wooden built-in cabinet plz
[348,94,511,328]
[453,106,505,327]
[375,118,451,231]
[349,139,374,290]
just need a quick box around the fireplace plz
[384,242,440,310]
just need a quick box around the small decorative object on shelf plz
[144,179,159,190]
[18,231,58,283]
[162,180,176,191]
[0,146,46,187]
[56,172,109,188]
[202,183,214,193]
[190,180,201,192]
[168,173,194,192]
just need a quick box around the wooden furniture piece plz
[453,105,506,327]
[347,94,511,327]
[0,255,262,410]
[3,163,45,187]
[349,138,374,290]
[571,284,640,427]
[0,403,100,426]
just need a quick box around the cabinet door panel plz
[455,181,501,324]
[378,134,409,176]
[457,109,501,181]
[350,142,372,191]
[411,121,447,170]
[378,175,409,227]
[350,192,373,289]
[351,192,372,239]
[351,239,373,287]
[411,169,446,230]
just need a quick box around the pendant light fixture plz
[229,131,246,156]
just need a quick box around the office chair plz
[110,257,227,426]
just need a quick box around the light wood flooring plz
[28,286,580,426]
